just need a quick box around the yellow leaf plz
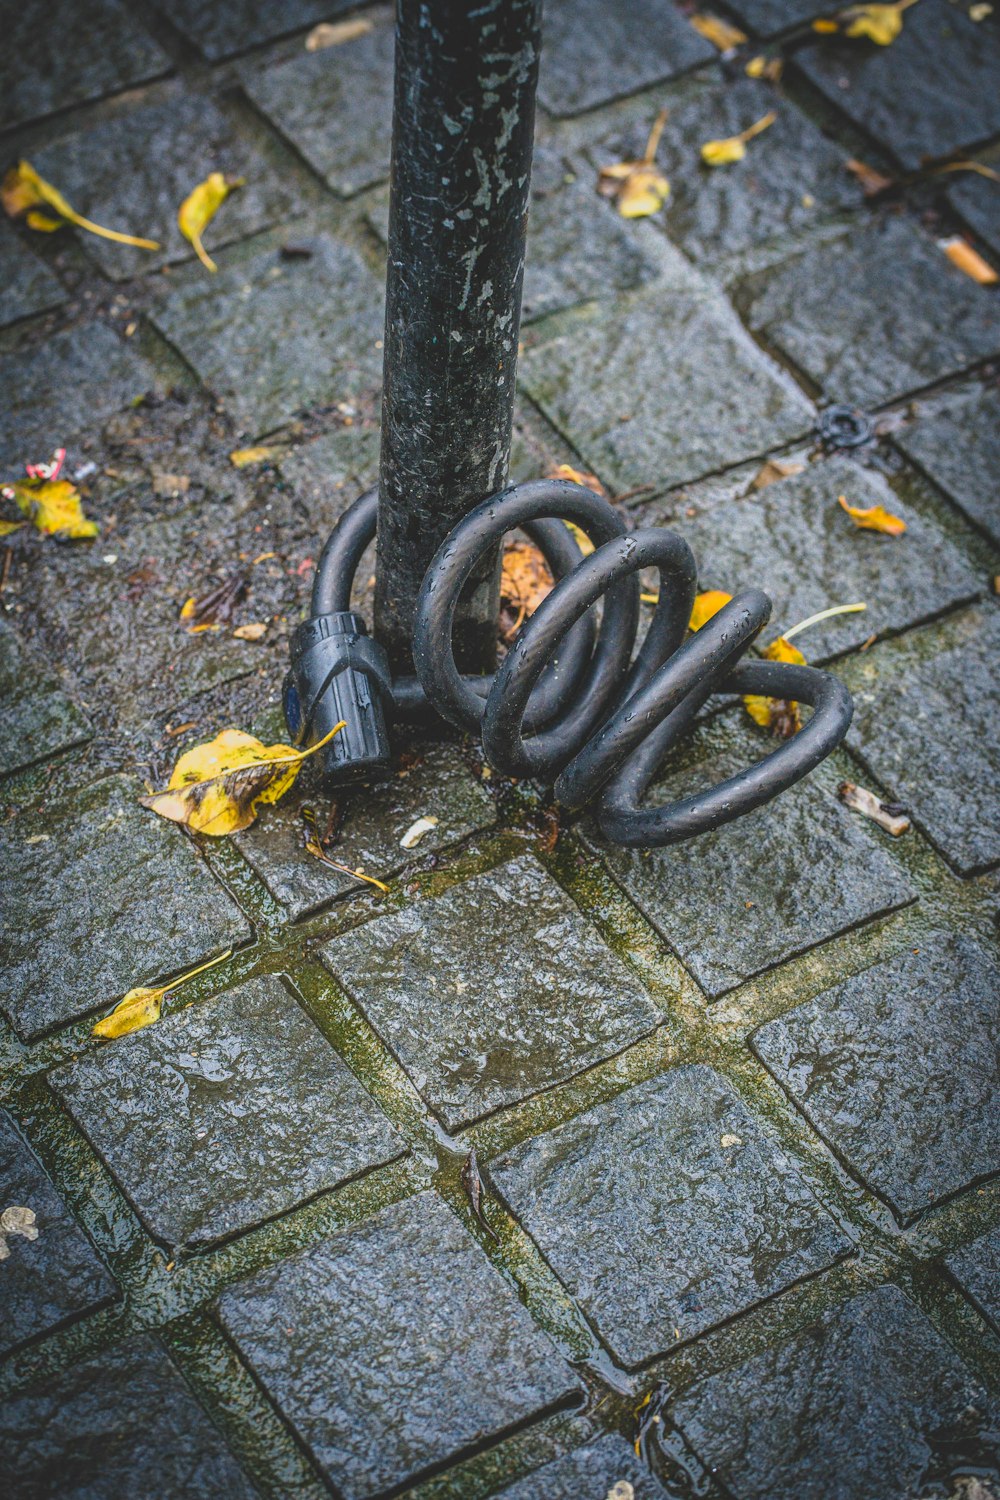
[178,172,245,273]
[546,462,607,495]
[812,16,841,29]
[743,636,806,737]
[841,0,917,44]
[690,12,748,48]
[750,457,805,490]
[93,949,232,1039]
[5,478,98,539]
[940,236,998,285]
[233,621,268,640]
[689,590,733,630]
[838,495,907,536]
[564,520,596,556]
[140,722,345,836]
[745,54,784,80]
[597,107,670,220]
[1,160,160,249]
[701,111,776,167]
[229,445,279,468]
[0,519,26,536]
[500,540,554,639]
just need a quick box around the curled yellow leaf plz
[93,949,232,1039]
[178,172,245,273]
[1,160,160,249]
[841,0,917,45]
[597,107,670,220]
[140,722,345,836]
[838,495,907,536]
[701,111,776,167]
[689,590,733,630]
[2,478,98,539]
[743,636,807,737]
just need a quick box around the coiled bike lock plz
[284,477,853,848]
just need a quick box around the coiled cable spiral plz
[302,477,853,848]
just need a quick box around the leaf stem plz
[161,947,233,997]
[783,601,867,641]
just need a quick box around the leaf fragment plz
[838,780,910,835]
[744,54,784,80]
[0,1206,38,1259]
[400,815,439,849]
[229,445,279,467]
[743,636,806,738]
[306,16,373,48]
[838,494,907,535]
[841,0,917,44]
[598,107,670,219]
[690,12,748,49]
[1,477,98,539]
[500,539,554,639]
[92,948,232,1040]
[689,590,733,631]
[546,462,607,495]
[701,111,776,166]
[750,457,805,490]
[233,621,268,641]
[178,172,245,273]
[845,157,895,196]
[940,236,998,285]
[1,160,160,249]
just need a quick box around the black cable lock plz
[284,478,853,847]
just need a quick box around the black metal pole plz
[375,0,542,676]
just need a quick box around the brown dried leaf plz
[751,457,805,490]
[838,780,910,834]
[500,539,554,639]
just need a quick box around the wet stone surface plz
[0,1335,258,1498]
[536,0,715,117]
[234,743,497,921]
[752,931,1000,1223]
[218,1191,581,1499]
[663,454,980,658]
[736,214,1000,409]
[671,1284,1000,1500]
[155,0,355,59]
[491,1064,848,1367]
[0,773,250,1040]
[492,1435,670,1499]
[723,0,831,35]
[589,719,914,998]
[0,324,158,470]
[277,422,382,528]
[0,221,65,330]
[321,854,661,1130]
[152,236,384,438]
[0,1110,116,1358]
[894,384,1000,548]
[0,621,92,777]
[32,93,299,281]
[948,165,1000,258]
[946,1225,1000,1336]
[0,0,170,130]
[841,606,1000,875]
[242,12,395,197]
[795,0,1000,170]
[521,286,813,492]
[52,975,403,1249]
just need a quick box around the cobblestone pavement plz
[1,1,999,1497]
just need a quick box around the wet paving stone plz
[0,0,170,130]
[218,1191,581,1499]
[0,324,158,470]
[52,974,403,1249]
[590,719,914,997]
[667,454,980,659]
[736,214,1000,409]
[321,854,661,1129]
[840,605,1000,875]
[723,0,831,35]
[537,0,715,117]
[491,1064,849,1367]
[946,1225,1000,1336]
[894,384,1000,548]
[0,1334,258,1498]
[752,932,1000,1224]
[491,1435,670,1498]
[0,1110,116,1358]
[278,422,382,526]
[32,93,299,282]
[234,744,497,921]
[152,235,384,438]
[155,0,355,59]
[949,166,1000,259]
[0,221,65,330]
[0,620,92,777]
[521,286,813,492]
[0,773,251,1041]
[795,0,1000,171]
[242,12,395,197]
[670,1283,1000,1500]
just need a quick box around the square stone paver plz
[155,0,356,59]
[52,974,404,1248]
[949,163,1000,260]
[671,1284,1000,1500]
[152,235,384,438]
[894,384,1000,548]
[723,0,831,36]
[0,324,157,469]
[0,1335,258,1498]
[795,0,1000,171]
[521,284,813,492]
[32,93,299,281]
[491,1064,849,1367]
[218,1191,581,1499]
[234,744,497,920]
[321,854,661,1129]
[667,454,980,659]
[736,214,1000,409]
[752,932,1000,1224]
[840,606,1000,875]
[242,11,395,197]
[591,720,915,998]
[491,1435,670,1499]
[0,621,92,777]
[0,0,170,130]
[946,1225,1000,1336]
[0,773,251,1040]
[537,0,715,117]
[0,1109,116,1358]
[0,220,65,330]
